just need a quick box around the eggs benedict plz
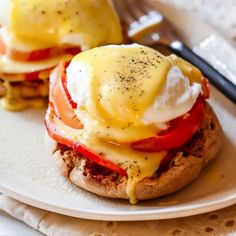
[45,44,222,204]
[0,0,123,111]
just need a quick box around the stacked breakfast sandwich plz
[0,0,123,110]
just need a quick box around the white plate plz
[0,3,236,221]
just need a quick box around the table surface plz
[1,0,236,235]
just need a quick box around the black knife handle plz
[170,41,236,104]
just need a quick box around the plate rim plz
[1,181,236,221]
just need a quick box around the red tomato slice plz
[65,47,81,56]
[61,71,77,109]
[0,39,81,61]
[24,68,54,81]
[45,105,127,177]
[49,63,82,129]
[9,47,51,61]
[202,78,210,99]
[131,96,206,152]
[0,39,6,55]
[24,71,41,81]
[25,47,80,61]
[27,48,51,61]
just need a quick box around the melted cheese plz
[54,115,167,204]
[0,54,73,74]
[8,0,123,51]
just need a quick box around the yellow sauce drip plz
[54,116,166,204]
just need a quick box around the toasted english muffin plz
[52,103,223,200]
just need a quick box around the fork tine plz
[113,0,136,25]
[137,0,155,14]
[125,0,161,21]
[124,1,163,40]
[125,0,145,19]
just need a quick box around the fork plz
[113,0,236,104]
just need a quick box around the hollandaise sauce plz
[54,114,167,204]
[61,44,204,203]
[10,0,123,50]
[52,44,204,203]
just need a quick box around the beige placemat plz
[1,194,236,236]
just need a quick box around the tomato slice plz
[24,71,41,81]
[0,39,6,55]
[49,63,82,129]
[0,39,81,61]
[65,47,81,56]
[61,70,77,109]
[131,96,205,152]
[27,48,51,61]
[45,105,127,177]
[202,78,210,99]
[24,69,54,81]
[26,47,80,61]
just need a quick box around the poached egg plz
[54,44,203,203]
[0,0,123,52]
[66,44,202,142]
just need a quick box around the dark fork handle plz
[169,41,236,104]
